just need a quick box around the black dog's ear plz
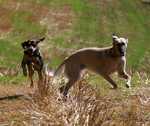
[21,40,31,49]
[39,37,45,42]
[21,43,24,49]
[21,41,27,49]
[36,37,45,44]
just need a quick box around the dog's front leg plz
[119,71,131,88]
[37,71,45,95]
[118,58,131,88]
[28,65,34,88]
[21,55,27,76]
[101,74,118,89]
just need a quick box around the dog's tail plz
[54,60,66,77]
[43,63,54,77]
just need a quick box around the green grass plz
[0,74,26,85]
[11,11,47,38]
[0,39,21,67]
[0,0,150,86]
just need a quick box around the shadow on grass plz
[0,94,24,100]
[0,93,33,101]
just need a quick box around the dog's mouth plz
[118,45,126,56]
[24,51,33,56]
[24,47,36,56]
[118,49,125,56]
[120,53,125,56]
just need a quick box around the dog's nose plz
[24,48,33,55]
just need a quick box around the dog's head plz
[21,37,45,56]
[112,34,128,56]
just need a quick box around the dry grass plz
[0,73,150,126]
[14,77,150,125]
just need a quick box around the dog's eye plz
[117,43,125,46]
[121,43,125,45]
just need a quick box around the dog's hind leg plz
[62,65,81,97]
[63,78,78,97]
[37,71,45,95]
[28,65,34,88]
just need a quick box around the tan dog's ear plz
[126,38,128,43]
[112,34,119,44]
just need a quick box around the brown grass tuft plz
[19,75,150,126]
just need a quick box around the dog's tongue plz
[31,47,37,52]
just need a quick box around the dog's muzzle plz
[118,46,126,56]
[120,52,125,56]
[24,47,36,56]
[24,49,32,55]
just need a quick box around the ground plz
[0,0,150,125]
[0,85,31,125]
[0,79,149,126]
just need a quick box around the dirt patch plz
[39,4,75,38]
[0,85,32,125]
[0,7,12,33]
[0,81,150,125]
[0,0,74,38]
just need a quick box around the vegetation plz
[0,0,150,69]
[0,0,150,125]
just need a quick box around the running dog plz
[54,34,131,97]
[21,37,45,88]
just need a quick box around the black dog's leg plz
[37,70,45,95]
[21,54,28,76]
[28,64,34,88]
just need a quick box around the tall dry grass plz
[19,73,150,126]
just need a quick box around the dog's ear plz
[21,42,25,49]
[21,41,28,49]
[126,38,128,43]
[36,37,45,45]
[39,37,45,42]
[112,34,119,43]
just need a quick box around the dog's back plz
[55,47,121,77]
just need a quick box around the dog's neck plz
[110,46,125,57]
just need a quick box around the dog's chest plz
[87,57,120,74]
[105,60,119,74]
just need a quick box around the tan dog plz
[54,34,131,97]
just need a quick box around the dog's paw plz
[126,79,131,89]
[110,85,118,89]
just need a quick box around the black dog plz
[21,37,45,88]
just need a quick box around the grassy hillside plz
[0,0,150,84]
[0,0,150,69]
[0,1,150,125]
